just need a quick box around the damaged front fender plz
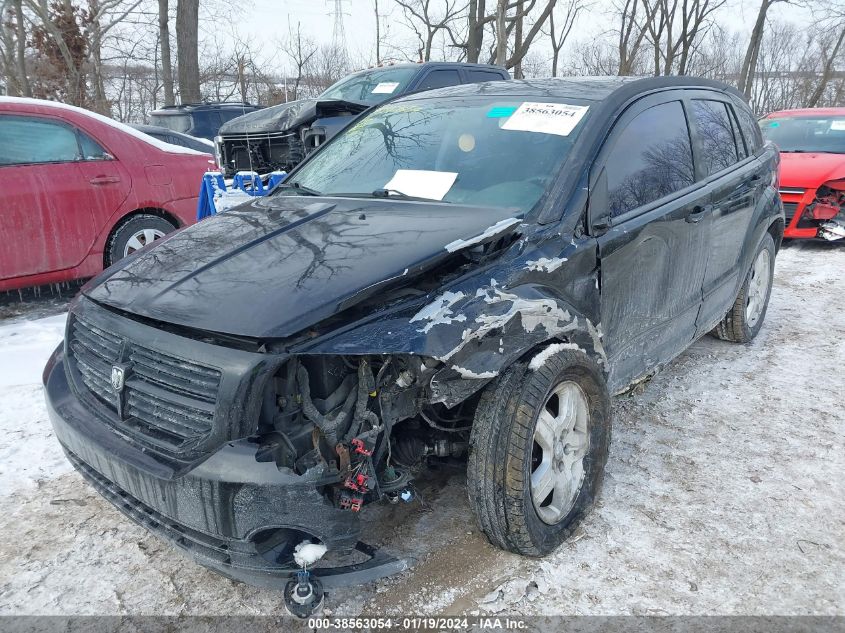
[295,234,605,407]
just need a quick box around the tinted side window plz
[734,102,762,154]
[606,101,695,217]
[0,115,80,166]
[417,69,461,91]
[78,131,110,160]
[467,70,505,83]
[691,100,739,176]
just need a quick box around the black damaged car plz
[44,76,783,604]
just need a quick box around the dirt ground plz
[0,241,842,616]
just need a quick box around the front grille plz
[783,202,799,223]
[68,315,221,453]
[65,449,239,565]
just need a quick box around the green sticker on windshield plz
[487,106,518,118]
[769,121,780,127]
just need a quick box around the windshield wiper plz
[371,188,444,202]
[276,181,322,196]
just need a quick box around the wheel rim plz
[123,228,165,257]
[530,381,590,525]
[745,248,771,328]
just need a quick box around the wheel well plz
[768,217,785,252]
[103,208,181,268]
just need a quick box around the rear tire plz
[710,233,775,343]
[467,348,611,556]
[105,214,176,267]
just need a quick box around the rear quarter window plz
[733,101,763,155]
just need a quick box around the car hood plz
[779,152,845,189]
[84,196,522,339]
[218,98,369,136]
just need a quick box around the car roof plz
[345,61,507,77]
[765,107,845,118]
[152,102,258,114]
[399,75,744,104]
[130,123,180,135]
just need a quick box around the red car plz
[760,107,845,240]
[0,97,215,291]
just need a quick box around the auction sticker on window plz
[372,82,400,94]
[501,102,589,136]
[831,120,845,131]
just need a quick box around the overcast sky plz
[215,0,813,71]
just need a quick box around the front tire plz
[105,214,176,267]
[711,233,775,343]
[467,348,611,556]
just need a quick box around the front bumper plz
[780,187,844,240]
[44,344,410,588]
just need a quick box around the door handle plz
[89,175,120,185]
[685,205,711,223]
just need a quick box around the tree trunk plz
[738,0,771,97]
[374,0,380,64]
[466,0,482,63]
[158,0,174,105]
[176,0,200,103]
[513,0,523,78]
[495,0,508,66]
[13,0,31,96]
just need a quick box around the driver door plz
[590,95,711,391]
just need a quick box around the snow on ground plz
[0,313,72,495]
[0,241,842,616]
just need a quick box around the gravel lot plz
[0,241,842,617]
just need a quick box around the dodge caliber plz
[44,77,783,598]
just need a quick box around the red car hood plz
[779,152,845,189]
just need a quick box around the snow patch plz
[444,218,520,252]
[410,291,467,333]
[0,97,210,155]
[526,256,568,273]
[293,541,327,567]
[0,313,66,388]
[528,342,582,370]
[450,365,498,379]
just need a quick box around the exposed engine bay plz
[261,355,472,514]
[810,182,845,241]
[216,100,369,177]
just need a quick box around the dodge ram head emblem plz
[111,366,126,392]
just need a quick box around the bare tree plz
[397,0,464,62]
[738,0,786,96]
[546,0,583,76]
[493,0,558,71]
[281,21,317,101]
[176,0,199,102]
[158,0,173,105]
[12,0,29,95]
[615,0,656,75]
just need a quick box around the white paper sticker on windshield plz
[372,82,400,94]
[383,169,458,201]
[831,120,845,131]
[501,102,589,136]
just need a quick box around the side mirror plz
[588,166,611,236]
[592,217,612,236]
